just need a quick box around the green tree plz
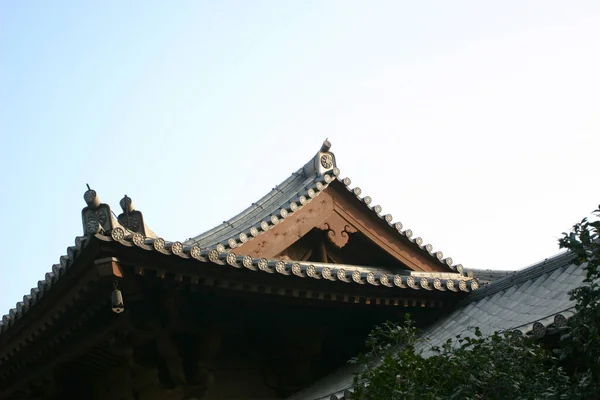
[351,316,568,400]
[557,206,600,397]
[352,206,600,400]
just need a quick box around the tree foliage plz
[557,206,600,397]
[352,206,600,400]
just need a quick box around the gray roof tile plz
[287,251,585,400]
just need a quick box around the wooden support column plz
[317,240,328,263]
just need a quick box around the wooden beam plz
[95,257,123,278]
[300,247,313,261]
[234,195,334,258]
[318,241,328,263]
[332,205,443,272]
[0,301,125,398]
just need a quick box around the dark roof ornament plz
[81,185,117,235]
[120,194,134,213]
[304,139,337,177]
[117,195,156,237]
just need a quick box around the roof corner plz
[303,139,339,177]
[81,186,119,235]
[117,195,157,238]
[80,187,157,239]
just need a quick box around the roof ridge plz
[467,250,574,302]
[184,169,313,245]
[187,172,335,249]
[183,140,339,247]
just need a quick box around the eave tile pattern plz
[0,236,90,336]
[104,228,479,292]
[0,230,477,342]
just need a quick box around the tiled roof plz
[102,230,479,293]
[0,234,478,341]
[420,251,581,346]
[1,140,480,341]
[469,268,515,284]
[286,251,585,400]
[183,168,326,248]
[184,140,471,277]
[0,236,91,337]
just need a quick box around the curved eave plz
[0,227,475,400]
[0,231,479,338]
[0,235,91,337]
[183,167,330,248]
[105,228,479,292]
[180,168,473,279]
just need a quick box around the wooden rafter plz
[234,182,449,273]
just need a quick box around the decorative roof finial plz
[81,186,116,235]
[303,140,337,176]
[83,184,101,208]
[120,194,134,213]
[117,194,154,237]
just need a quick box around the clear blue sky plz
[2,1,600,315]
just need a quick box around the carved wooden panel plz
[317,212,357,248]
[233,181,449,272]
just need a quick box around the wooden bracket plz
[318,212,357,248]
[95,257,123,278]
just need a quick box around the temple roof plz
[287,250,584,400]
[182,141,337,248]
[0,139,485,338]
[182,140,470,276]
[0,140,482,385]
[0,234,478,338]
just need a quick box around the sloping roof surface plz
[287,251,586,400]
[469,268,514,284]
[420,251,581,347]
[184,167,319,247]
[180,141,471,276]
